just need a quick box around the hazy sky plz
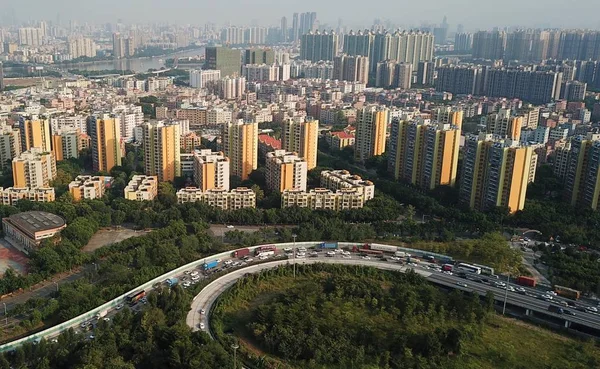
[4,0,600,30]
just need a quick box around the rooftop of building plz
[258,134,282,149]
[4,211,66,234]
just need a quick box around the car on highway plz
[585,306,598,313]
[283,248,292,252]
[116,303,124,310]
[298,247,307,253]
[515,287,526,293]
[389,256,401,261]
[309,251,318,257]
[200,309,206,315]
[199,322,205,330]
[443,270,453,275]
[362,256,371,260]
[564,309,576,316]
[342,251,351,256]
[456,282,468,288]
[342,254,352,259]
[326,251,335,257]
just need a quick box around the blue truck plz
[204,260,219,271]
[319,242,338,249]
[166,278,179,287]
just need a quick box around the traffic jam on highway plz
[58,241,600,342]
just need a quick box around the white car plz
[342,251,351,256]
[362,256,371,260]
[245,258,254,263]
[116,304,124,310]
[342,254,352,259]
[183,281,192,288]
[456,282,468,288]
[390,256,401,261]
[298,247,307,253]
[200,309,206,315]
[226,225,234,229]
[296,254,306,259]
[443,271,453,275]
[199,322,206,330]
[326,251,335,257]
[224,260,233,265]
[190,271,199,277]
[283,248,292,252]
[192,275,200,281]
[103,317,110,322]
[334,249,343,253]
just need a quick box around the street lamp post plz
[3,303,6,325]
[502,273,510,315]
[292,234,297,278]
[231,343,239,369]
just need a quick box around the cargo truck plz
[516,276,537,288]
[203,260,219,271]
[255,245,276,256]
[395,251,409,258]
[554,285,581,300]
[320,242,338,249]
[370,244,398,253]
[233,248,250,258]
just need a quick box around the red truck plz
[516,276,537,287]
[232,248,250,258]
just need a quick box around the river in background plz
[62,47,205,73]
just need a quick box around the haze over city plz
[2,0,600,29]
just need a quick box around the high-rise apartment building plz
[431,106,464,130]
[112,33,135,59]
[193,149,230,191]
[454,33,473,52]
[189,69,221,89]
[563,80,587,101]
[459,134,534,213]
[300,31,340,62]
[343,30,374,58]
[205,47,242,77]
[482,109,523,141]
[281,118,318,170]
[484,68,563,104]
[67,36,97,58]
[0,124,21,171]
[51,129,80,161]
[88,115,123,173]
[113,105,144,141]
[472,30,507,60]
[0,62,4,91]
[435,64,484,95]
[265,150,307,192]
[244,48,276,65]
[142,121,181,182]
[222,120,258,181]
[218,76,246,99]
[416,61,435,86]
[281,17,288,42]
[387,119,460,190]
[563,134,600,210]
[370,31,434,73]
[19,117,52,152]
[355,105,389,161]
[12,148,57,188]
[394,63,413,89]
[333,55,369,84]
[18,28,43,46]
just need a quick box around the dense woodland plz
[0,286,233,369]
[211,264,600,369]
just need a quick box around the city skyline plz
[2,1,600,30]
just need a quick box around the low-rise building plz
[326,131,355,150]
[0,187,55,205]
[2,211,66,254]
[176,187,256,210]
[68,175,113,201]
[320,170,375,202]
[281,188,365,210]
[124,175,158,201]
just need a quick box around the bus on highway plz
[126,290,146,306]
[554,285,581,300]
[455,263,482,274]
